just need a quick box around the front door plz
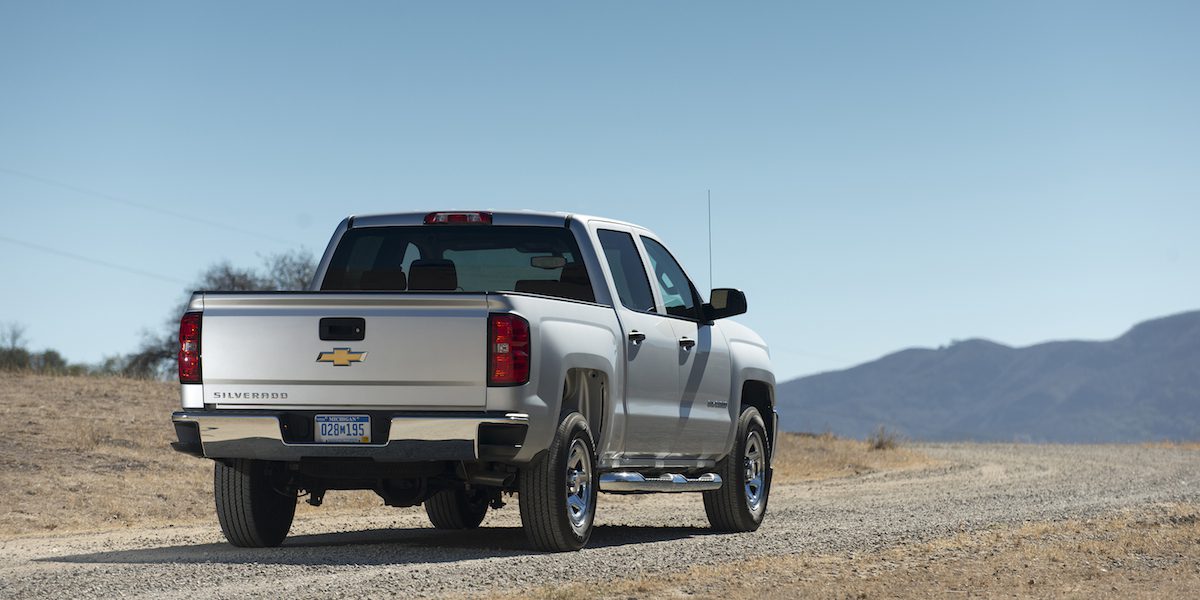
[640,236,733,458]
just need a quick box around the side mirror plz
[704,288,747,321]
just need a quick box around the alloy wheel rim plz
[743,430,766,514]
[565,438,593,534]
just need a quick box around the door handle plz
[628,330,647,344]
[678,337,696,349]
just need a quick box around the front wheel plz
[518,412,597,551]
[703,406,771,532]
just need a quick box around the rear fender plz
[485,294,621,464]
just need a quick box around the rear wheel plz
[704,406,770,532]
[518,412,597,552]
[424,488,490,529]
[214,459,296,547]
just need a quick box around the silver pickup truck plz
[171,210,776,551]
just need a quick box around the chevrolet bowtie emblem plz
[316,348,367,366]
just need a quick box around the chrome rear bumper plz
[171,411,528,462]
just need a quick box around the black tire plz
[518,412,597,552]
[214,459,296,548]
[704,406,771,532]
[424,488,490,529]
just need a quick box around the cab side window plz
[598,229,657,313]
[640,236,701,320]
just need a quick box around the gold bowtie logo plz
[316,348,367,366]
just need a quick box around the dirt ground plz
[0,372,393,535]
[1,372,1197,599]
[512,503,1200,599]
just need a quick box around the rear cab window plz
[321,225,595,303]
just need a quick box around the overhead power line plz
[0,235,186,284]
[0,166,304,247]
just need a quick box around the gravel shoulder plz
[1,443,1196,599]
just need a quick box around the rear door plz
[200,293,489,409]
[595,228,682,458]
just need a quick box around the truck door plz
[595,228,684,459]
[639,236,734,458]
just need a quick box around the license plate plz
[315,415,371,443]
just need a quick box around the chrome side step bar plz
[599,472,722,493]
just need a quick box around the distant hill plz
[777,311,1200,443]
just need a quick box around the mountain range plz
[776,310,1200,443]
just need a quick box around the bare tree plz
[0,322,30,371]
[1,322,27,351]
[260,249,317,290]
[191,261,265,292]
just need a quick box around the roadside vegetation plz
[0,322,92,375]
[1144,441,1200,451]
[772,430,929,483]
[866,424,900,450]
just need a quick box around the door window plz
[640,237,701,320]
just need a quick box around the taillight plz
[488,313,530,386]
[178,312,202,384]
[424,211,493,224]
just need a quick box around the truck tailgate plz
[198,293,488,409]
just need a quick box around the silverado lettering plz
[209,392,289,400]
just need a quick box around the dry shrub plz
[866,425,899,451]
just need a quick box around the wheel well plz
[741,380,775,446]
[561,368,606,440]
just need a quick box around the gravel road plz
[1,444,1196,599]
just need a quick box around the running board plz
[599,472,722,493]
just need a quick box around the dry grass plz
[508,503,1200,600]
[0,373,209,536]
[771,430,931,483]
[1142,440,1200,451]
[0,372,383,538]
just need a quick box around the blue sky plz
[1,1,1198,380]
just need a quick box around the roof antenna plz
[707,189,713,295]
